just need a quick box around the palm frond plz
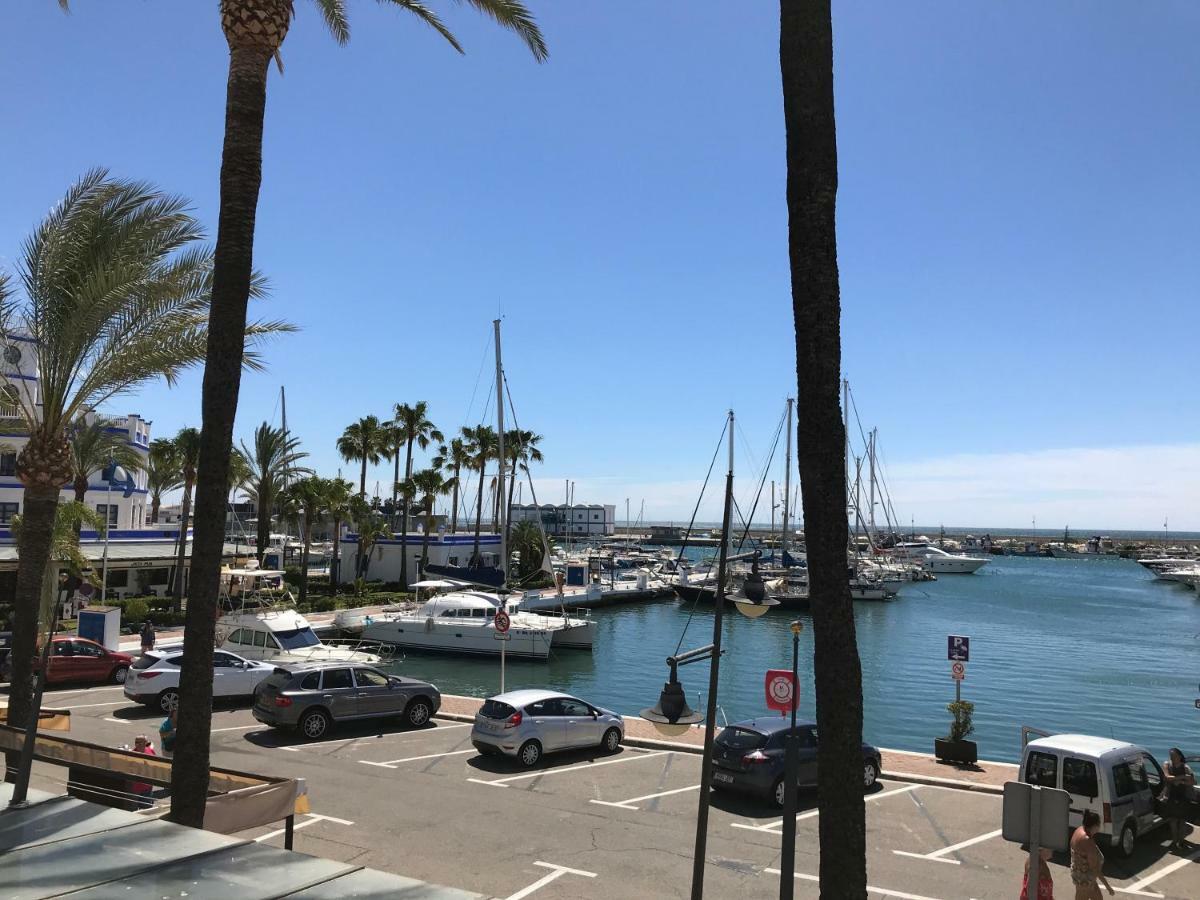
[384,0,465,54]
[453,0,547,61]
[312,0,351,44]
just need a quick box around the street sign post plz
[494,610,511,693]
[1002,780,1071,890]
[951,661,966,682]
[764,669,798,713]
[947,635,970,662]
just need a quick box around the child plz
[159,709,177,754]
[128,734,156,808]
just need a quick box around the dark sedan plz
[711,717,881,808]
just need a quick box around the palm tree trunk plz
[170,43,272,831]
[399,440,414,587]
[331,515,341,590]
[472,463,486,565]
[73,477,88,536]
[151,494,161,525]
[299,520,311,605]
[450,465,460,533]
[358,455,367,498]
[254,489,270,566]
[391,449,400,528]
[781,2,866,895]
[5,484,60,765]
[420,499,433,575]
[171,484,193,613]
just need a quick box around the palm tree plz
[336,415,386,499]
[349,495,391,580]
[324,476,354,589]
[509,519,547,581]
[48,0,551,827]
[146,439,184,525]
[406,467,454,577]
[236,422,310,564]
[281,475,329,605]
[0,171,284,739]
[432,433,472,533]
[392,402,442,587]
[503,428,542,542]
[66,418,141,533]
[465,425,497,565]
[170,427,202,613]
[781,1,866,892]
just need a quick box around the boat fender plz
[424,617,434,633]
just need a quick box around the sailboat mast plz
[843,377,850,549]
[782,397,793,561]
[868,427,877,537]
[493,320,508,586]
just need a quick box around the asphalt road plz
[28,684,1200,900]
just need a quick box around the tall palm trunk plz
[781,2,866,895]
[419,498,433,574]
[73,477,88,536]
[6,482,61,747]
[399,439,414,587]
[449,464,460,533]
[171,33,276,829]
[255,494,271,566]
[358,455,367,498]
[171,481,193,612]
[151,495,161,525]
[471,463,486,564]
[331,515,342,589]
[298,518,311,605]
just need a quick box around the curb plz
[432,713,1005,794]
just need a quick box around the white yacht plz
[217,607,384,664]
[360,591,595,660]
[889,542,989,574]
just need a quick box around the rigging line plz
[847,383,871,456]
[734,414,783,555]
[461,328,493,431]
[673,415,730,658]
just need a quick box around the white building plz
[509,503,616,537]
[336,532,502,586]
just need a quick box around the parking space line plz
[892,828,1002,865]
[731,783,921,834]
[360,749,475,768]
[765,868,943,900]
[1120,845,1200,894]
[269,723,472,753]
[589,784,701,810]
[54,699,130,710]
[468,750,671,787]
[253,813,355,843]
[503,861,597,900]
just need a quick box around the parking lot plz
[28,684,1200,900]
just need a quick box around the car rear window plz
[717,727,767,751]
[131,656,159,670]
[1025,750,1058,788]
[480,700,516,720]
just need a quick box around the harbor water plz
[380,555,1199,762]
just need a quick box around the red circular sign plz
[494,610,511,634]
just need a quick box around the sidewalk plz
[436,692,1015,794]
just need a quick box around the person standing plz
[139,619,156,655]
[1162,747,1195,850]
[1021,847,1055,900]
[128,734,157,808]
[158,708,177,755]
[1070,810,1114,899]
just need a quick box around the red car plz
[42,636,132,685]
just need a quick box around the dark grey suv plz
[253,663,441,740]
[711,717,881,808]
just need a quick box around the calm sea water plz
[379,555,1199,762]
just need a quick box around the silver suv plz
[253,663,440,740]
[471,689,624,767]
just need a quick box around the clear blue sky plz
[2,2,1197,529]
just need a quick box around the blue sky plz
[2,2,1197,529]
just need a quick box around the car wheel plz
[772,777,787,810]
[863,759,879,789]
[300,709,330,740]
[601,727,622,754]
[1116,821,1137,858]
[518,740,542,768]
[158,689,180,714]
[405,699,432,728]
[111,665,129,685]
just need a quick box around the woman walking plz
[1070,810,1114,899]
[1161,747,1195,850]
[1021,846,1055,900]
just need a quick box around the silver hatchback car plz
[471,689,624,767]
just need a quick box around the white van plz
[1021,734,1165,857]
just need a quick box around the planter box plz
[934,737,978,764]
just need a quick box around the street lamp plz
[641,410,776,899]
[100,461,129,604]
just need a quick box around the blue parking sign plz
[947,635,970,662]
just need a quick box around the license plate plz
[713,771,733,784]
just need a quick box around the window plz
[1113,763,1139,798]
[1063,758,1099,797]
[0,453,15,477]
[560,699,591,717]
[0,502,18,524]
[52,641,73,657]
[448,556,459,566]
[72,640,103,657]
[472,608,485,618]
[300,672,321,690]
[322,668,353,690]
[213,653,236,668]
[354,669,388,688]
[96,504,119,527]
[526,699,561,716]
[1140,755,1164,790]
[274,627,320,650]
[226,629,245,645]
[254,631,269,648]
[441,610,457,618]
[716,727,768,752]
[1025,751,1058,788]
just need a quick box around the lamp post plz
[779,619,803,899]
[640,410,776,899]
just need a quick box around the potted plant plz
[934,700,978,764]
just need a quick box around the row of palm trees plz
[22,4,865,893]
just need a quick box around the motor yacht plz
[889,542,989,574]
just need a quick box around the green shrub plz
[123,598,149,624]
[946,700,975,742]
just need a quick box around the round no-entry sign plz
[951,661,966,681]
[764,669,798,712]
[494,610,511,634]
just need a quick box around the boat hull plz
[361,619,553,660]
